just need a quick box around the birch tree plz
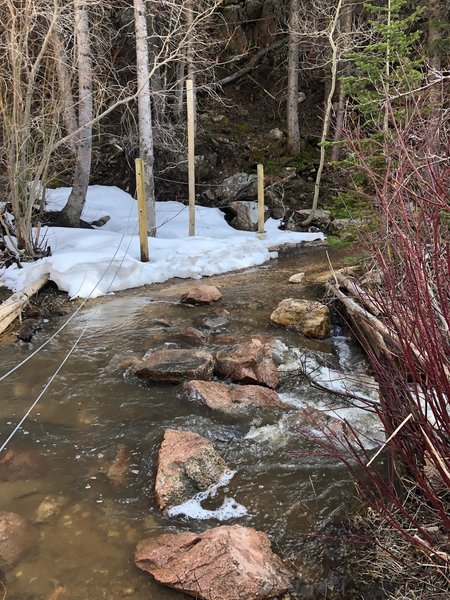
[134,0,156,236]
[287,0,301,155]
[59,0,93,227]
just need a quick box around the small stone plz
[288,272,305,284]
[181,284,222,305]
[269,127,284,140]
[203,316,229,330]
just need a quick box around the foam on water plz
[167,470,248,521]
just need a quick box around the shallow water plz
[0,247,382,599]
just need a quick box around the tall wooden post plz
[135,158,149,262]
[186,79,196,236]
[257,163,265,234]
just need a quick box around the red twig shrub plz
[328,82,450,572]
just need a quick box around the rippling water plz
[0,248,381,599]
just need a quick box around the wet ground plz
[0,246,381,599]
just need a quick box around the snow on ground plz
[1,185,323,298]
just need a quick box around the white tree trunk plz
[51,28,78,154]
[331,0,354,162]
[302,0,344,226]
[134,0,156,237]
[60,0,93,227]
[186,0,196,127]
[287,0,300,155]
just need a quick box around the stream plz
[0,247,383,599]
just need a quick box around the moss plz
[326,191,371,220]
[46,176,69,189]
[327,234,356,249]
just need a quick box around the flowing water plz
[0,247,382,599]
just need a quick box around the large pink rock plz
[135,525,293,600]
[181,284,222,305]
[214,338,279,389]
[155,429,228,511]
[0,512,36,568]
[184,380,287,415]
[131,348,214,383]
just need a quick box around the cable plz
[0,326,86,454]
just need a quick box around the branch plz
[215,37,288,88]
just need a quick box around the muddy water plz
[0,247,378,599]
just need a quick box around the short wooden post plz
[135,157,149,262]
[257,163,265,234]
[186,79,196,236]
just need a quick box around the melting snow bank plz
[0,186,323,298]
[167,470,247,521]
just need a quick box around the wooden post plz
[257,163,265,234]
[135,157,149,262]
[186,79,196,236]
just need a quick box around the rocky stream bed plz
[0,247,383,599]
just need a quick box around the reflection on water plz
[0,249,379,599]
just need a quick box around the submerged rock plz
[214,337,279,389]
[270,299,331,339]
[0,511,36,568]
[0,447,48,482]
[155,429,229,511]
[135,524,293,600]
[131,348,214,383]
[184,380,287,415]
[33,495,68,524]
[106,444,132,487]
[181,284,222,305]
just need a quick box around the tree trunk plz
[287,0,300,155]
[331,0,354,162]
[134,0,156,237]
[302,0,344,226]
[51,28,78,154]
[186,0,196,132]
[427,0,443,131]
[59,0,93,227]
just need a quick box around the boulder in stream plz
[181,284,222,305]
[135,524,293,600]
[270,298,331,339]
[0,511,36,568]
[214,337,279,389]
[131,348,214,383]
[155,429,229,511]
[184,380,287,415]
[0,447,48,481]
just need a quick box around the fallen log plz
[0,274,49,336]
[326,277,450,379]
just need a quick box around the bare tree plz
[59,0,93,227]
[0,0,65,255]
[299,0,346,226]
[287,0,301,155]
[331,0,355,162]
[133,0,156,236]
